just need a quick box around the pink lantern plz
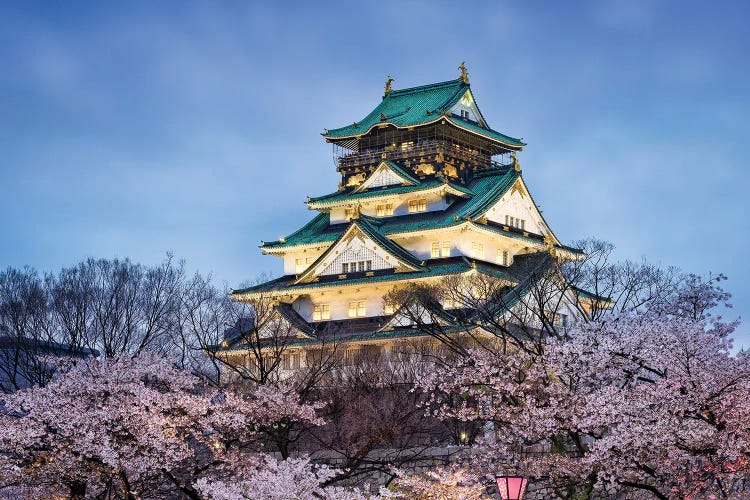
[496,476,528,500]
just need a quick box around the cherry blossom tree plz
[0,354,323,498]
[385,467,486,500]
[419,274,750,499]
[195,455,373,500]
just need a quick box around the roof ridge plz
[388,79,466,96]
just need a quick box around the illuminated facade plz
[221,66,594,368]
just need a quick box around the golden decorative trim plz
[458,61,469,84]
[384,75,394,96]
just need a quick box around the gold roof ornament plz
[543,233,557,257]
[384,75,394,97]
[512,152,521,172]
[350,204,362,219]
[458,61,469,84]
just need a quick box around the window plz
[313,304,330,321]
[471,242,484,259]
[282,353,301,370]
[497,249,511,266]
[348,301,366,318]
[295,257,313,273]
[408,198,427,213]
[343,260,371,273]
[505,215,526,230]
[431,241,451,258]
[376,203,394,217]
[441,241,451,257]
[545,311,569,327]
[460,109,470,119]
[345,208,355,220]
[384,301,396,315]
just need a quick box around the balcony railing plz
[337,139,497,170]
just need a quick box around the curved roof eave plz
[323,117,525,150]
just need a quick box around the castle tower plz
[224,69,587,359]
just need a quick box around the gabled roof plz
[265,166,583,254]
[355,160,420,191]
[323,79,525,149]
[226,254,560,349]
[306,179,473,210]
[234,256,497,297]
[293,215,427,284]
[266,166,517,250]
[276,303,317,338]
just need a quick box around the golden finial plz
[512,152,521,172]
[458,62,469,84]
[384,75,394,97]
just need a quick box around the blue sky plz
[1,1,748,346]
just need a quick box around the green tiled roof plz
[265,166,519,249]
[225,254,557,351]
[323,80,525,149]
[262,212,339,250]
[353,215,428,270]
[307,179,473,208]
[261,166,583,256]
[571,285,612,302]
[234,258,475,296]
[294,215,427,284]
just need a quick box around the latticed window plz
[384,300,396,315]
[408,198,427,213]
[496,249,512,266]
[432,241,451,258]
[505,214,526,230]
[342,260,371,273]
[348,301,366,318]
[375,203,394,216]
[545,310,569,327]
[295,258,304,273]
[442,241,451,257]
[444,297,459,309]
[471,242,484,259]
[313,304,330,321]
[282,353,301,370]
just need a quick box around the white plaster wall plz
[282,248,326,275]
[329,191,449,224]
[394,229,526,265]
[485,182,546,235]
[294,288,393,322]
